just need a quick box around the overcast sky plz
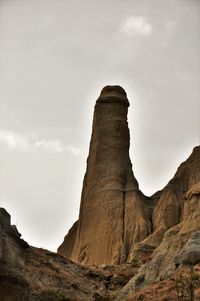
[0,0,199,252]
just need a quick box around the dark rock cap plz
[97,85,129,107]
[0,207,11,230]
[100,85,127,98]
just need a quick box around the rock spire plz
[58,86,200,266]
[58,85,151,264]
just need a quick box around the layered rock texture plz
[116,180,200,301]
[58,85,200,268]
[58,86,152,265]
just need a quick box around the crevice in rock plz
[148,207,153,234]
[122,191,126,244]
[120,190,127,264]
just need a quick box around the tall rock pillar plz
[58,86,151,265]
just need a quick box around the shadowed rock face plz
[58,85,151,265]
[142,146,200,248]
[116,181,200,301]
[1,208,134,300]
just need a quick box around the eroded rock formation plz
[58,86,152,265]
[140,146,200,248]
[1,84,200,300]
[58,86,200,267]
[116,180,200,301]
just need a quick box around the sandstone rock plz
[127,243,156,266]
[0,208,136,300]
[186,181,200,200]
[57,221,78,259]
[180,181,200,234]
[0,207,29,267]
[141,180,200,282]
[141,146,200,248]
[0,274,30,301]
[174,230,200,265]
[0,208,10,230]
[58,86,151,265]
[1,85,200,300]
[59,86,200,267]
[116,178,200,301]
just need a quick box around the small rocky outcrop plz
[0,207,29,266]
[174,230,200,266]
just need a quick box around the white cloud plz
[0,130,80,155]
[35,140,65,153]
[0,130,30,151]
[35,140,80,155]
[120,16,152,37]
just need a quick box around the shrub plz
[173,266,199,301]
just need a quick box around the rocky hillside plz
[1,86,200,300]
[0,208,137,300]
[116,181,200,300]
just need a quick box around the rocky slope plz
[116,180,200,300]
[0,208,137,301]
[126,264,200,301]
[1,180,200,301]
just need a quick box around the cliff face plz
[58,86,200,267]
[58,86,151,265]
[140,146,200,249]
[116,181,200,301]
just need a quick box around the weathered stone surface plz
[57,221,78,259]
[116,179,200,301]
[59,85,200,267]
[0,273,30,301]
[1,85,200,300]
[180,181,200,233]
[142,146,200,248]
[58,86,151,265]
[0,208,29,267]
[0,208,135,300]
[142,180,200,282]
[186,181,200,200]
[174,230,200,265]
[1,83,200,300]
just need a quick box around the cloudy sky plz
[0,0,199,251]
